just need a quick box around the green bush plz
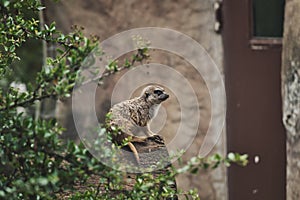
[0,1,248,199]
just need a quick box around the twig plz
[35,1,47,121]
[80,49,148,87]
[0,93,56,112]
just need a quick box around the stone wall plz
[282,0,300,199]
[44,1,226,199]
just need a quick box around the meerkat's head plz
[141,85,169,105]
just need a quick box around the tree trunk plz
[282,0,300,199]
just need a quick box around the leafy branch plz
[0,46,149,112]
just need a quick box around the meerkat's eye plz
[154,89,163,95]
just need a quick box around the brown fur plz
[107,85,169,164]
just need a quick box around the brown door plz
[222,0,286,199]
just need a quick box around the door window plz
[252,0,285,38]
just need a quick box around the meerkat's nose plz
[159,93,169,101]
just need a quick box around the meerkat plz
[106,85,169,164]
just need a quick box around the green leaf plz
[9,45,15,53]
[37,177,49,186]
[0,190,5,197]
[227,152,236,161]
[37,6,46,11]
[3,0,10,7]
[44,24,49,30]
[190,167,199,174]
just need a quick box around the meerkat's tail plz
[127,142,140,165]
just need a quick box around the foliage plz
[0,1,248,199]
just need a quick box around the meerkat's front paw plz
[148,134,164,144]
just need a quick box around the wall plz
[44,1,226,199]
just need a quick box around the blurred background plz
[10,0,300,199]
[44,0,226,199]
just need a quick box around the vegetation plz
[0,1,248,199]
